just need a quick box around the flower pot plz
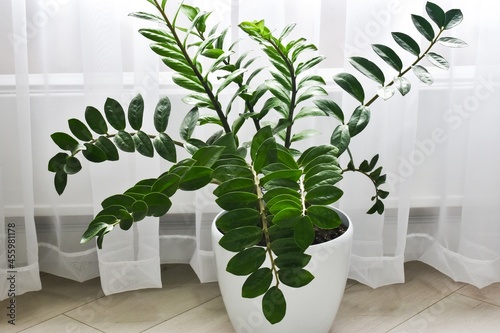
[211,207,353,333]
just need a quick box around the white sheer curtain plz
[1,0,499,300]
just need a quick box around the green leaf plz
[219,226,263,252]
[216,192,259,210]
[54,170,68,195]
[314,99,344,123]
[294,216,315,250]
[133,131,154,157]
[82,143,107,163]
[104,98,126,131]
[138,28,174,43]
[202,48,225,59]
[154,96,171,133]
[265,80,290,105]
[272,208,302,228]
[411,14,435,41]
[242,268,273,298]
[437,37,468,48]
[333,73,365,103]
[348,105,371,137]
[377,85,396,101]
[217,68,247,96]
[348,56,385,85]
[131,200,148,222]
[51,132,79,152]
[306,206,341,229]
[180,107,199,141]
[298,145,338,168]
[213,178,255,198]
[304,170,343,191]
[101,194,136,210]
[263,187,300,203]
[262,287,286,324]
[152,173,180,197]
[296,86,327,105]
[179,166,213,190]
[63,156,82,175]
[95,136,119,161]
[226,247,266,276]
[215,208,261,232]
[85,106,108,135]
[394,77,411,96]
[425,2,445,28]
[172,73,205,93]
[119,210,134,231]
[261,170,302,187]
[371,44,403,72]
[278,268,314,288]
[180,4,199,21]
[153,133,176,162]
[80,222,109,244]
[182,93,213,109]
[68,119,93,142]
[128,11,165,24]
[114,131,135,153]
[412,65,433,85]
[296,55,325,75]
[426,52,449,70]
[275,252,311,269]
[48,153,69,172]
[444,9,463,30]
[143,192,172,217]
[305,185,343,205]
[192,146,226,168]
[392,32,420,56]
[212,165,253,183]
[128,94,144,131]
[297,75,326,90]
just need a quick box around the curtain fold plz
[1,0,499,300]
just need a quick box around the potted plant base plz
[212,207,353,333]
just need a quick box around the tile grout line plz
[454,291,500,309]
[138,295,224,333]
[61,314,107,333]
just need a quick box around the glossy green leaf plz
[215,208,261,232]
[305,185,343,205]
[296,55,325,76]
[265,80,290,105]
[297,75,326,90]
[177,166,212,190]
[213,178,255,197]
[271,238,304,256]
[348,105,371,137]
[444,9,463,30]
[172,73,205,93]
[392,32,420,56]
[160,53,194,75]
[275,253,311,269]
[212,165,253,183]
[48,153,68,172]
[182,93,214,109]
[411,14,435,41]
[128,11,165,24]
[82,143,107,163]
[425,2,445,28]
[218,226,263,252]
[85,106,108,135]
[426,52,449,69]
[138,28,174,43]
[272,208,302,228]
[330,124,351,156]
[180,107,199,141]
[394,77,411,96]
[64,156,82,175]
[95,136,119,161]
[68,119,93,142]
[51,132,79,152]
[217,68,247,96]
[192,146,226,168]
[250,126,273,161]
[152,173,181,197]
[54,170,68,195]
[114,131,135,153]
[80,221,109,244]
[260,169,302,186]
[437,37,468,48]
[216,191,259,210]
[306,206,341,229]
[266,194,301,210]
[333,73,365,103]
[263,187,300,203]
[131,200,148,221]
[104,98,126,131]
[304,170,343,191]
[154,96,171,133]
[298,145,338,168]
[371,44,403,72]
[119,210,134,231]
[242,268,273,298]
[313,99,344,123]
[294,216,315,250]
[348,56,385,85]
[293,106,325,121]
[302,155,338,175]
[253,137,277,174]
[226,247,266,276]
[153,133,176,162]
[291,129,320,143]
[143,192,172,217]
[180,4,199,21]
[278,268,314,288]
[101,194,136,210]
[128,94,144,131]
[262,287,286,324]
[412,65,433,85]
[133,131,154,157]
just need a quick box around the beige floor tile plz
[457,282,500,307]
[19,315,103,333]
[143,296,234,333]
[330,262,464,333]
[65,265,221,333]
[0,274,103,333]
[388,293,500,333]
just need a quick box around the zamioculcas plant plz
[48,0,465,324]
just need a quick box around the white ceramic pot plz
[211,207,353,333]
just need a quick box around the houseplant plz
[48,0,465,330]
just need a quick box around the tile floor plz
[1,261,500,332]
